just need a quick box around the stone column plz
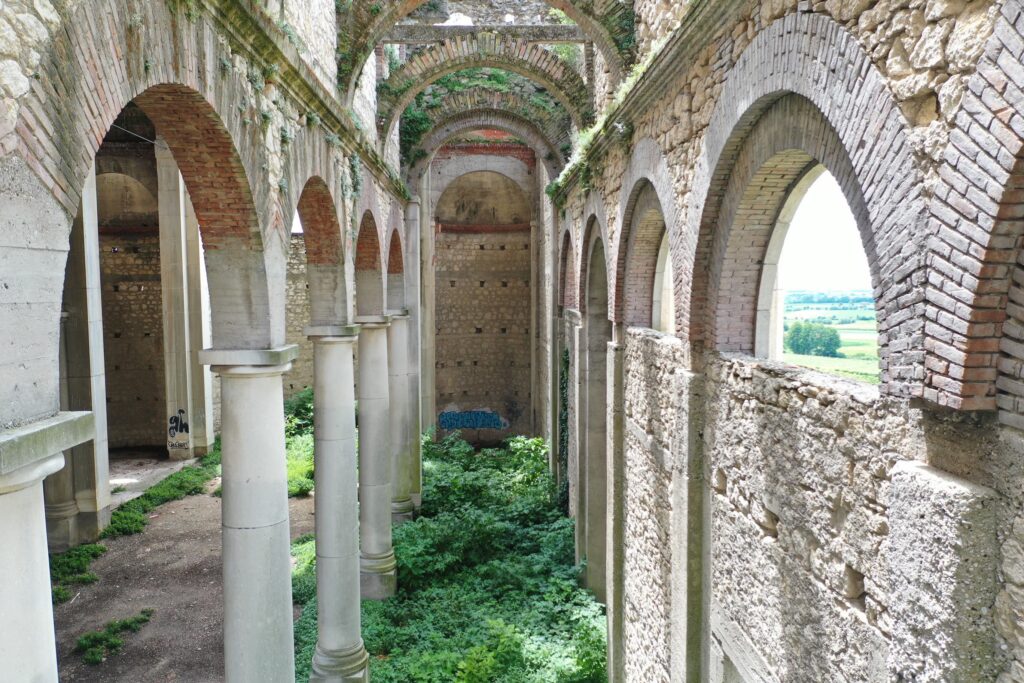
[606,326,626,682]
[419,194,436,433]
[59,162,110,541]
[405,198,423,507]
[0,412,94,682]
[356,318,397,599]
[45,313,80,550]
[200,346,298,683]
[388,313,414,524]
[156,140,194,460]
[185,195,215,455]
[306,327,369,682]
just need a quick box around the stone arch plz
[355,211,385,316]
[614,137,681,327]
[9,0,284,351]
[407,109,563,185]
[559,228,578,311]
[342,0,629,100]
[924,0,1024,413]
[679,13,924,396]
[378,37,593,141]
[387,227,406,311]
[577,198,611,317]
[294,177,349,326]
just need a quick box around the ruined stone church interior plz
[2,0,1024,681]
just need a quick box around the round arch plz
[677,13,924,395]
[386,227,406,311]
[343,0,629,100]
[355,211,386,317]
[559,228,578,311]
[378,38,592,142]
[293,177,349,326]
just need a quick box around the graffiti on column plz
[168,409,190,449]
[438,410,508,431]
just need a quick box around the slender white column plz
[388,313,414,524]
[46,313,80,550]
[63,164,110,539]
[156,140,194,460]
[419,192,436,432]
[0,411,93,682]
[201,346,298,683]
[185,194,215,454]
[307,327,369,682]
[1,454,66,681]
[357,318,397,599]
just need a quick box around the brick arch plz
[578,212,610,319]
[386,227,406,311]
[378,37,593,141]
[355,210,385,316]
[614,137,681,327]
[679,13,924,397]
[619,182,668,328]
[294,177,349,326]
[559,228,578,311]
[342,0,630,100]
[406,109,563,186]
[924,0,1024,414]
[12,0,283,349]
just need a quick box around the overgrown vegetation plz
[292,434,606,682]
[557,348,570,514]
[784,321,842,358]
[74,609,154,665]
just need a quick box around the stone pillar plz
[419,194,436,433]
[606,326,626,682]
[388,313,414,524]
[356,318,397,599]
[306,327,369,682]
[200,346,298,683]
[1,412,94,682]
[57,162,110,542]
[156,140,194,460]
[405,198,423,507]
[45,313,81,550]
[185,195,215,454]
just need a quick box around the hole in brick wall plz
[114,332,122,338]
[450,281,456,287]
[113,285,120,292]
[479,244,485,250]
[111,247,119,253]
[475,328,482,334]
[501,281,508,287]
[472,360,478,366]
[522,244,528,250]
[479,281,485,287]
[501,328,507,334]
[499,245,506,251]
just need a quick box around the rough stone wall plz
[98,231,166,449]
[634,0,689,56]
[434,229,532,441]
[285,233,313,397]
[621,327,684,682]
[282,0,337,87]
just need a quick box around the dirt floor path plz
[54,479,315,682]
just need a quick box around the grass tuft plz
[74,609,154,665]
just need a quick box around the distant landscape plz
[783,290,879,384]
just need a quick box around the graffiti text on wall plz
[438,410,508,431]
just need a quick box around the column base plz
[310,641,370,682]
[391,498,415,526]
[76,506,111,541]
[45,510,79,553]
[360,552,397,600]
[167,448,194,462]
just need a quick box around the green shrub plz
[286,432,315,497]
[292,434,606,682]
[284,388,315,438]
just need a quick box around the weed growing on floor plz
[292,433,607,682]
[74,608,154,665]
[101,446,222,539]
[50,544,107,603]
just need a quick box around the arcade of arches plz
[2,0,1024,682]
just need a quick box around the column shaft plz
[357,322,396,599]
[215,361,295,682]
[46,313,80,550]
[185,195,215,453]
[405,198,423,506]
[308,332,369,682]
[389,315,414,524]
[1,455,66,681]
[156,141,194,460]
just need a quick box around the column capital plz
[565,309,583,328]
[199,345,299,368]
[354,315,392,329]
[0,412,93,479]
[305,324,360,341]
[385,309,410,321]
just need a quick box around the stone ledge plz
[199,345,300,367]
[305,325,361,338]
[0,412,94,477]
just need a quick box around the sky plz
[777,171,872,293]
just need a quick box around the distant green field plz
[782,317,880,384]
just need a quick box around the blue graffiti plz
[438,410,507,431]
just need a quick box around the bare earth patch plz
[54,479,315,682]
